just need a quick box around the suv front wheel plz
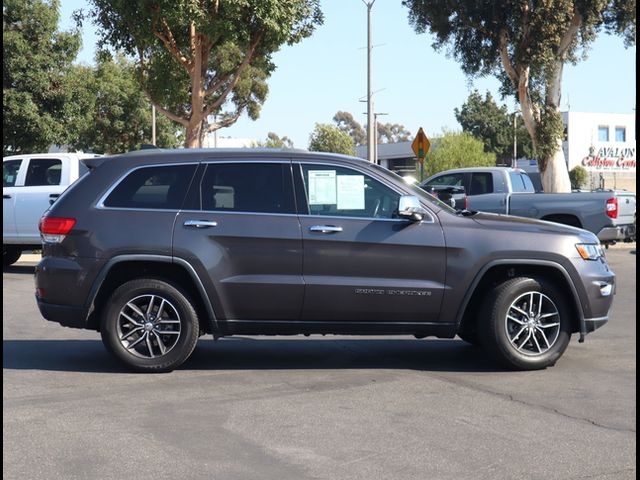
[480,277,572,370]
[100,278,200,372]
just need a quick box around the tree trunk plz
[540,62,571,193]
[185,121,202,148]
[540,140,571,192]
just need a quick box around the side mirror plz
[398,195,427,222]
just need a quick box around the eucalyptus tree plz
[404,0,635,191]
[87,0,323,147]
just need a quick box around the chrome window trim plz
[295,161,436,224]
[96,162,200,210]
[179,209,299,218]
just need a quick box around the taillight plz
[464,195,469,211]
[39,216,76,243]
[606,198,618,219]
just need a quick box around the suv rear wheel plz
[100,278,199,372]
[479,277,571,370]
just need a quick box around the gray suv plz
[35,149,615,372]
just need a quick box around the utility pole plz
[363,0,376,163]
[152,105,157,145]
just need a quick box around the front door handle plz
[309,225,343,234]
[183,220,218,229]
[3,195,11,199]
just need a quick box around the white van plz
[3,152,100,266]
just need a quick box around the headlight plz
[575,243,605,260]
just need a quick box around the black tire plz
[479,277,572,370]
[100,278,199,373]
[3,246,22,267]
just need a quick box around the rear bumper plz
[35,255,103,329]
[36,298,86,329]
[597,224,636,243]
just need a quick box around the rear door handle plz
[183,220,218,229]
[309,225,343,234]
[3,195,11,199]
[49,194,60,205]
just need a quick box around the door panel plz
[296,162,446,323]
[466,172,507,214]
[172,161,303,321]
[299,216,446,322]
[14,158,66,242]
[3,159,23,241]
[174,212,303,320]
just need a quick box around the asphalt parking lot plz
[3,247,636,480]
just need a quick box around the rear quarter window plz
[103,164,197,209]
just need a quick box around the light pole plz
[152,105,157,145]
[512,110,519,168]
[373,112,388,165]
[363,0,376,163]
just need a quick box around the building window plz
[598,126,609,142]
[615,127,626,142]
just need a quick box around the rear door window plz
[3,160,22,187]
[24,158,62,186]
[199,163,295,214]
[469,172,494,195]
[104,164,197,209]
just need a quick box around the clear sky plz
[60,1,636,147]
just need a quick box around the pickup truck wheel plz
[3,246,22,267]
[100,278,199,373]
[480,277,571,370]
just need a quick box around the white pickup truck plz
[3,153,100,266]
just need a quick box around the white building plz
[562,111,636,191]
[202,135,256,148]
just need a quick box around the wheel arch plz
[540,214,582,228]
[456,260,585,338]
[85,255,218,334]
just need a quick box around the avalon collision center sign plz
[582,145,636,171]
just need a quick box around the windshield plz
[369,164,458,214]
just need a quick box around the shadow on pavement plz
[3,337,506,374]
[3,265,36,275]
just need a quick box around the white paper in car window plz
[308,170,337,205]
[337,175,365,210]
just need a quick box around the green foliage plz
[569,166,589,190]
[3,0,81,155]
[333,111,411,145]
[535,105,565,161]
[68,55,182,154]
[334,111,366,146]
[377,122,412,143]
[308,124,355,155]
[403,0,635,189]
[423,131,496,178]
[253,132,294,148]
[86,0,323,146]
[455,90,533,162]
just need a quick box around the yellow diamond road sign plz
[411,127,430,163]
